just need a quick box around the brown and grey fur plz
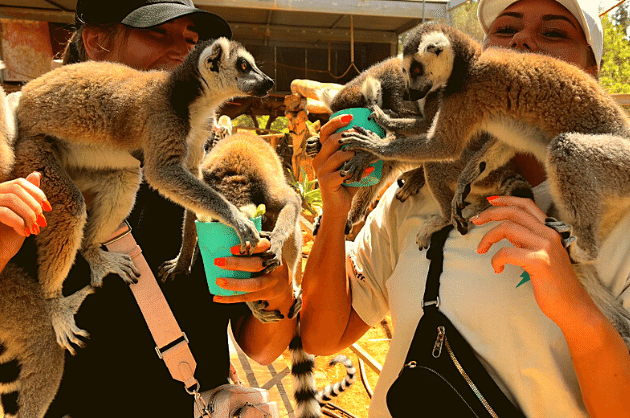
[11,37,274,353]
[340,23,630,341]
[0,71,78,417]
[314,56,531,246]
[0,264,92,418]
[0,63,16,181]
[160,131,303,324]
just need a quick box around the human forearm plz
[558,294,630,417]
[301,213,369,355]
[232,275,297,365]
[473,196,630,416]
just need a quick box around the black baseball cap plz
[75,0,232,41]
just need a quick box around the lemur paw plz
[340,151,377,182]
[395,168,425,202]
[83,247,140,287]
[287,288,303,319]
[158,257,191,282]
[233,217,261,256]
[306,135,322,158]
[246,300,284,323]
[339,126,387,154]
[368,105,389,127]
[258,231,282,271]
[416,230,432,250]
[49,294,92,355]
[451,184,474,235]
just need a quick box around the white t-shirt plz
[347,181,630,418]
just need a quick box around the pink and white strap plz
[103,222,200,392]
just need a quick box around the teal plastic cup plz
[330,107,385,187]
[195,216,263,296]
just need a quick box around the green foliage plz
[600,14,630,94]
[287,167,322,216]
[232,114,289,134]
[448,0,484,42]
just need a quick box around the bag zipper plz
[401,361,480,417]
[432,326,500,418]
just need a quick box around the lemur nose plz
[427,44,443,56]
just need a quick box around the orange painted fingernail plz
[216,278,227,286]
[340,114,353,123]
[214,296,223,302]
[487,196,499,202]
[24,227,30,237]
[36,214,47,227]
[364,167,375,175]
[214,258,226,267]
[41,200,52,212]
[31,224,40,235]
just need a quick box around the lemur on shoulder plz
[339,23,630,343]
[310,56,531,247]
[12,37,274,353]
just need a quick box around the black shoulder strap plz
[422,224,454,308]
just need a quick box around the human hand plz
[0,172,51,264]
[312,114,371,222]
[471,196,587,326]
[211,239,295,312]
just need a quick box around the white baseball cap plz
[477,0,603,69]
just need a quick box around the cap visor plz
[121,4,232,40]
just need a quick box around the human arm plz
[215,239,297,365]
[300,115,371,355]
[472,196,630,418]
[0,172,50,271]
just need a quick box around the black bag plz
[386,225,526,417]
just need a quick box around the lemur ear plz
[205,38,226,73]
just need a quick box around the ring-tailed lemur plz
[309,56,531,247]
[165,131,354,416]
[339,23,630,343]
[12,37,274,353]
[160,131,302,322]
[205,114,233,152]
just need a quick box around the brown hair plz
[60,23,123,65]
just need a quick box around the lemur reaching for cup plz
[12,37,274,353]
[339,23,630,342]
[159,131,302,322]
[309,56,531,247]
[166,131,356,417]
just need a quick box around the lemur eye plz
[410,62,423,77]
[238,58,251,72]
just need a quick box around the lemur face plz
[198,38,274,98]
[403,31,454,100]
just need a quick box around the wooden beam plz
[0,6,74,24]
[350,343,382,374]
[613,93,630,106]
[197,0,449,20]
[231,23,398,45]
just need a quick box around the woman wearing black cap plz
[9,1,297,417]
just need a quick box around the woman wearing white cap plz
[301,0,630,417]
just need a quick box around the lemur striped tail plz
[290,331,321,418]
[316,355,356,406]
[290,327,356,418]
[0,342,21,418]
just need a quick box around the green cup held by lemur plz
[196,216,263,296]
[331,107,386,187]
